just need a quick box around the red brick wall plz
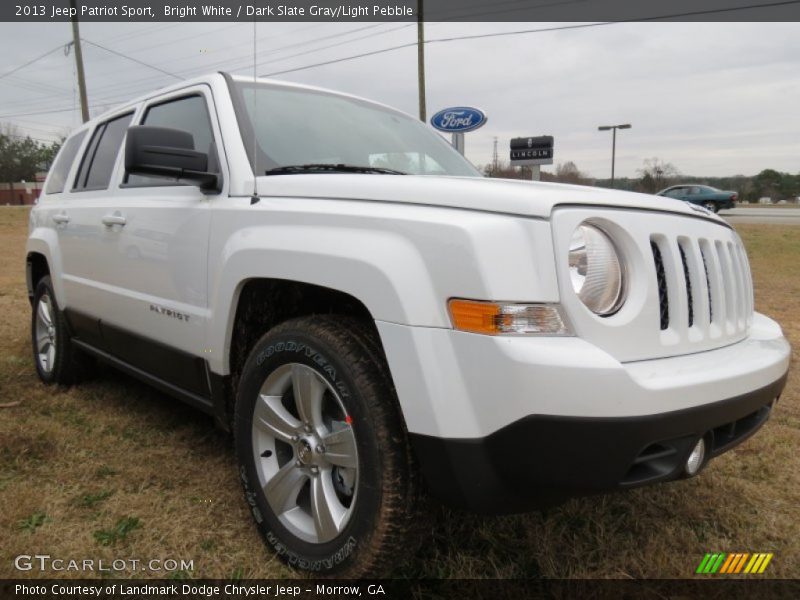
[0,182,43,205]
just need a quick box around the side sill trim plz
[72,339,215,415]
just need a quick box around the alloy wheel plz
[35,293,57,374]
[251,363,358,544]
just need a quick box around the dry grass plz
[0,207,797,579]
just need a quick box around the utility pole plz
[70,0,89,123]
[492,137,498,174]
[598,123,631,188]
[416,0,426,122]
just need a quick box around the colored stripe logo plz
[696,552,773,574]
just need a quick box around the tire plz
[234,316,426,577]
[31,275,90,385]
[702,201,719,213]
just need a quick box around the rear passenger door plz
[99,88,222,398]
[57,110,135,351]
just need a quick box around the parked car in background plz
[657,185,737,213]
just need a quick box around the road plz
[719,207,800,225]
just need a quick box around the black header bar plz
[4,0,800,22]
[3,578,800,600]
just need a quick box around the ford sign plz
[430,107,487,133]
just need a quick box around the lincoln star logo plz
[149,304,190,322]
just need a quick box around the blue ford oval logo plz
[430,107,487,133]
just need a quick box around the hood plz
[253,174,726,223]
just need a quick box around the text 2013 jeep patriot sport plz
[27,73,790,576]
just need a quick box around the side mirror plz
[125,126,218,190]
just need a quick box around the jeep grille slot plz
[650,234,752,338]
[700,244,713,323]
[678,242,694,328]
[651,241,669,330]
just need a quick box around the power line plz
[431,0,593,22]
[9,23,392,112]
[258,24,621,77]
[263,1,800,76]
[80,39,185,80]
[97,22,183,46]
[262,42,417,77]
[250,24,412,72]
[434,0,800,41]
[1,22,424,118]
[70,23,410,102]
[177,22,401,77]
[1,74,71,98]
[2,132,60,144]
[0,45,65,81]
[0,107,89,119]
[3,3,798,118]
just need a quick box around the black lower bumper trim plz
[409,373,787,514]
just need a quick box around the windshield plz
[231,80,480,177]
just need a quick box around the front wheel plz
[234,316,426,576]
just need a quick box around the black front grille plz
[679,244,694,327]
[651,241,669,330]
[700,246,713,323]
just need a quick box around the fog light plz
[685,438,706,476]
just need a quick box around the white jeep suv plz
[26,73,790,576]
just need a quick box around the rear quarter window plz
[44,131,87,194]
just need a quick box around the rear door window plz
[73,112,133,191]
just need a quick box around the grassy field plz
[0,206,797,579]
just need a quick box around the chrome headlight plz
[568,223,625,315]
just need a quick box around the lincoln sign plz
[510,135,554,166]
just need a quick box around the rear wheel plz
[702,201,719,213]
[234,316,426,576]
[31,275,89,384]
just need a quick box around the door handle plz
[52,212,70,225]
[101,213,127,227]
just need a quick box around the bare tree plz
[482,160,531,180]
[552,161,591,185]
[637,157,680,193]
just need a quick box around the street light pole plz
[598,123,631,188]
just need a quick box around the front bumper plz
[377,312,790,513]
[409,375,785,512]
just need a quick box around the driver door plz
[98,88,223,397]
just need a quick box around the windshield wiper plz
[264,163,406,176]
